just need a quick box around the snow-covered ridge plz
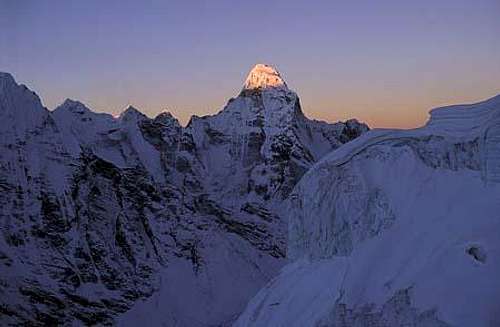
[427,94,500,135]
[236,92,500,327]
[0,72,49,136]
[0,72,17,89]
[285,93,500,264]
[425,95,500,183]
[243,63,287,90]
[0,67,368,326]
[119,105,147,121]
[304,94,500,186]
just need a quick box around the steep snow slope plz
[53,101,166,183]
[0,72,49,136]
[235,94,500,327]
[0,65,367,326]
[0,74,74,198]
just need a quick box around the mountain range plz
[2,64,498,327]
[0,64,368,326]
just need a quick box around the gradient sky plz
[1,0,499,128]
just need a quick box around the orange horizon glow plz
[3,1,499,130]
[36,81,499,130]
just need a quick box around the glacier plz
[235,94,500,327]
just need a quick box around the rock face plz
[235,95,500,327]
[0,65,368,326]
[187,64,367,209]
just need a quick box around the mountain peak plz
[154,111,179,124]
[119,105,146,121]
[243,64,287,90]
[0,72,48,134]
[61,98,82,106]
[56,98,90,114]
[0,72,16,86]
[0,72,29,95]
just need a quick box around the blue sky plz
[1,0,499,127]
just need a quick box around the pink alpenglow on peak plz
[243,64,288,90]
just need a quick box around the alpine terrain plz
[0,65,368,326]
[235,94,500,327]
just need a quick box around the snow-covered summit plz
[0,72,17,89]
[0,72,41,104]
[243,64,287,90]
[185,64,368,205]
[154,111,177,122]
[0,72,48,135]
[120,105,147,121]
[56,98,92,114]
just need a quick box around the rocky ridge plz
[0,64,368,326]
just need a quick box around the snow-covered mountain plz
[235,95,500,327]
[0,64,368,326]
